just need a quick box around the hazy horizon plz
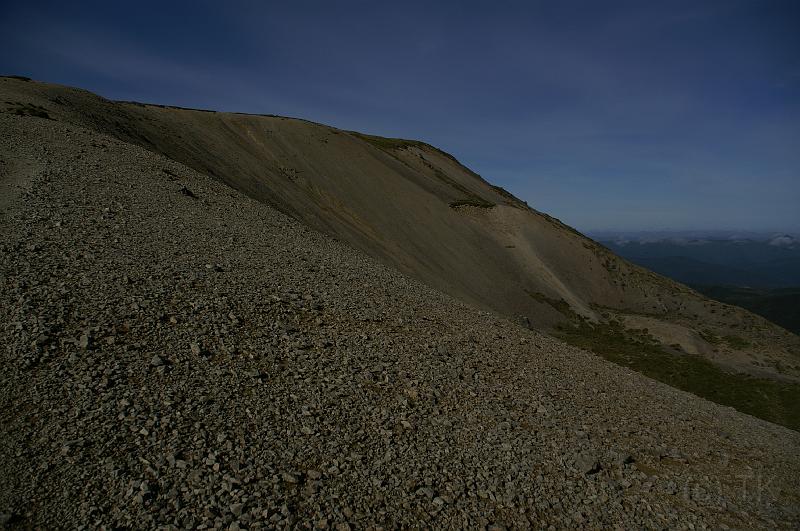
[1,0,797,232]
[584,227,800,237]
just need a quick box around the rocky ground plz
[1,113,798,529]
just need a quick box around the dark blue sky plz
[2,1,798,231]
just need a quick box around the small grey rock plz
[575,452,600,475]
[281,472,299,484]
[77,334,90,350]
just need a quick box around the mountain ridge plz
[2,76,798,428]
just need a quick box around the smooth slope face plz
[2,104,800,528]
[1,77,798,422]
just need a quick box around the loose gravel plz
[1,114,799,529]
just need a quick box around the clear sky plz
[2,0,798,232]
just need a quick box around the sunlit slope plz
[3,76,798,389]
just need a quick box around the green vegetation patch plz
[555,319,800,431]
[4,102,50,119]
[723,335,751,350]
[428,167,495,210]
[699,329,722,345]
[348,130,465,166]
[693,285,800,335]
[526,290,576,319]
[449,198,495,209]
[700,330,751,350]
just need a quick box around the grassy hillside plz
[556,319,800,430]
[694,286,800,336]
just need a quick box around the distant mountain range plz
[593,232,800,289]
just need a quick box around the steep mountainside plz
[1,77,798,427]
[2,94,800,528]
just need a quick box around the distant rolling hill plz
[615,254,777,288]
[599,235,800,289]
